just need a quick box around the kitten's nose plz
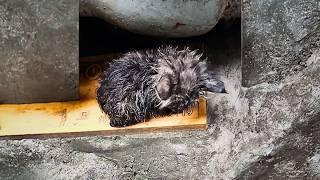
[206,79,227,93]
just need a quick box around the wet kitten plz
[97,46,225,127]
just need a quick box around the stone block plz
[0,0,79,103]
[242,0,320,87]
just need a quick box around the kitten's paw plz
[110,118,136,127]
[110,118,127,127]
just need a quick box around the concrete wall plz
[0,0,79,104]
[242,0,320,87]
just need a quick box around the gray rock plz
[79,0,227,38]
[236,111,320,179]
[0,0,79,104]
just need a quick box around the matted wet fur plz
[96,46,225,127]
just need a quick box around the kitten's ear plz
[156,75,171,100]
[194,60,207,75]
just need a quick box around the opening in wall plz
[79,17,241,127]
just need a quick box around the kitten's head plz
[155,46,225,112]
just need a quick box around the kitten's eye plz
[158,88,170,100]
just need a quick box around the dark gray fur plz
[96,46,225,127]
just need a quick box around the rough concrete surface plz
[0,0,79,104]
[242,0,320,87]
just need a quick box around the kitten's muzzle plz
[206,79,227,93]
